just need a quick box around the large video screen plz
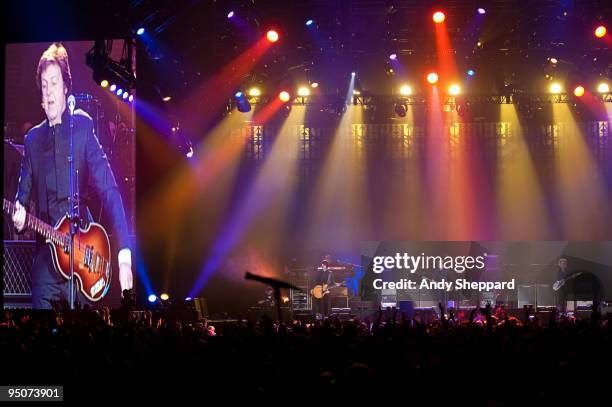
[3,40,135,309]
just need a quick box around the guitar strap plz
[49,124,60,221]
[38,123,55,227]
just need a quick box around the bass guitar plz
[3,198,112,302]
[553,272,583,291]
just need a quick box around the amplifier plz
[330,286,348,296]
[534,310,554,323]
[3,240,35,308]
[331,296,348,308]
[3,240,35,300]
[289,268,310,311]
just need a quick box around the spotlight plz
[297,86,310,96]
[353,89,361,95]
[100,79,109,88]
[394,103,407,117]
[248,88,261,96]
[227,11,235,18]
[266,30,279,43]
[148,294,157,303]
[122,91,129,100]
[305,19,314,26]
[185,297,192,301]
[399,85,412,96]
[467,69,475,77]
[163,96,172,102]
[449,84,461,95]
[550,83,562,94]
[86,40,136,92]
[456,100,471,117]
[116,88,123,96]
[598,82,610,93]
[351,72,356,76]
[186,147,194,158]
[427,72,439,84]
[234,92,251,112]
[136,27,145,35]
[311,82,319,88]
[110,84,116,92]
[573,86,585,97]
[128,94,134,102]
[549,57,558,64]
[160,293,170,301]
[595,25,607,38]
[282,104,292,117]
[389,53,397,60]
[433,11,446,24]
[477,8,486,14]
[279,91,291,102]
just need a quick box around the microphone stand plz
[68,97,80,310]
[245,271,301,324]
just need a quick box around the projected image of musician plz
[9,43,133,309]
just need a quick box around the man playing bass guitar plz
[553,257,580,313]
[11,43,133,309]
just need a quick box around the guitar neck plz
[3,198,68,246]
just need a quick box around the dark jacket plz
[318,269,334,286]
[16,108,130,251]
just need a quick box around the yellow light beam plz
[497,104,551,239]
[307,105,369,251]
[552,103,609,238]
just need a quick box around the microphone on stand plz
[245,271,301,291]
[67,94,76,115]
[245,271,300,324]
[67,93,77,310]
[67,94,76,131]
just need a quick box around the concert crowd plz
[1,304,610,404]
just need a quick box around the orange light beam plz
[434,18,459,83]
[179,37,273,128]
[252,98,285,125]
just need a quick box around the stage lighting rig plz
[573,86,585,97]
[233,91,252,112]
[385,62,395,76]
[394,102,407,117]
[456,100,472,117]
[399,85,412,96]
[433,11,445,24]
[86,40,135,92]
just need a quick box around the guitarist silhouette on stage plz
[554,257,576,313]
[312,260,334,318]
